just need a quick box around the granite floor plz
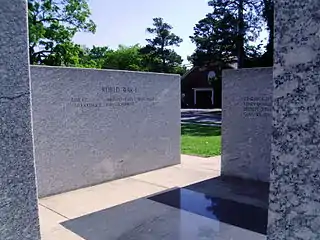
[39,155,269,240]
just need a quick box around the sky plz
[73,0,211,65]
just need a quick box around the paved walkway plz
[39,155,268,240]
[39,155,221,239]
[181,109,221,126]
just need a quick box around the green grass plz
[181,124,221,157]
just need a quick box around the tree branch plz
[35,17,68,23]
[32,50,53,57]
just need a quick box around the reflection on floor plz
[149,188,267,235]
[60,177,269,240]
[62,198,266,240]
[39,155,269,240]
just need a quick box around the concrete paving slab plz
[38,205,69,238]
[39,154,221,239]
[40,177,166,219]
[41,225,84,240]
[180,154,221,172]
[133,165,219,189]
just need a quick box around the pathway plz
[181,109,221,126]
[39,155,268,240]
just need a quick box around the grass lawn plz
[181,124,221,158]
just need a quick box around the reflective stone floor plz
[149,187,267,235]
[59,177,268,240]
[39,155,269,240]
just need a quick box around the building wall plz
[181,67,215,108]
[182,64,234,109]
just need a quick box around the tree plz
[188,13,239,109]
[74,44,186,74]
[77,46,111,69]
[261,0,274,66]
[164,50,187,75]
[207,0,263,68]
[189,12,238,66]
[139,45,162,72]
[144,17,184,73]
[28,0,96,65]
[102,45,147,71]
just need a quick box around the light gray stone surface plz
[222,68,272,182]
[0,1,40,239]
[268,1,320,239]
[31,66,181,197]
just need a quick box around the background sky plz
[73,0,211,65]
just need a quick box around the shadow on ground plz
[61,176,269,239]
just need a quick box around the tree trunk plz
[29,47,35,64]
[161,56,166,72]
[160,41,166,72]
[264,0,274,63]
[237,0,245,68]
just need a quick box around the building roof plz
[181,62,237,81]
[181,66,198,80]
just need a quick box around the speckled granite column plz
[0,1,40,239]
[268,1,320,239]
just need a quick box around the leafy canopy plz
[28,0,96,65]
[28,2,186,74]
[189,0,272,68]
[189,11,238,66]
[143,17,184,73]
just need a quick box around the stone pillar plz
[268,1,320,239]
[222,68,272,183]
[0,1,40,239]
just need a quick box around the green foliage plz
[208,0,263,68]
[190,0,272,68]
[27,1,186,74]
[77,46,111,68]
[144,18,184,73]
[28,0,96,65]
[146,18,183,49]
[74,44,186,75]
[189,12,238,66]
[28,3,186,74]
[208,0,263,38]
[103,45,147,71]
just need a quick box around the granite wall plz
[222,67,273,182]
[31,66,181,197]
[268,0,320,239]
[0,1,40,239]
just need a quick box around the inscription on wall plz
[70,85,157,108]
[243,96,272,117]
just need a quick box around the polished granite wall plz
[0,0,40,239]
[268,0,320,239]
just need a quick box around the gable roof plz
[181,66,199,80]
[181,62,237,81]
